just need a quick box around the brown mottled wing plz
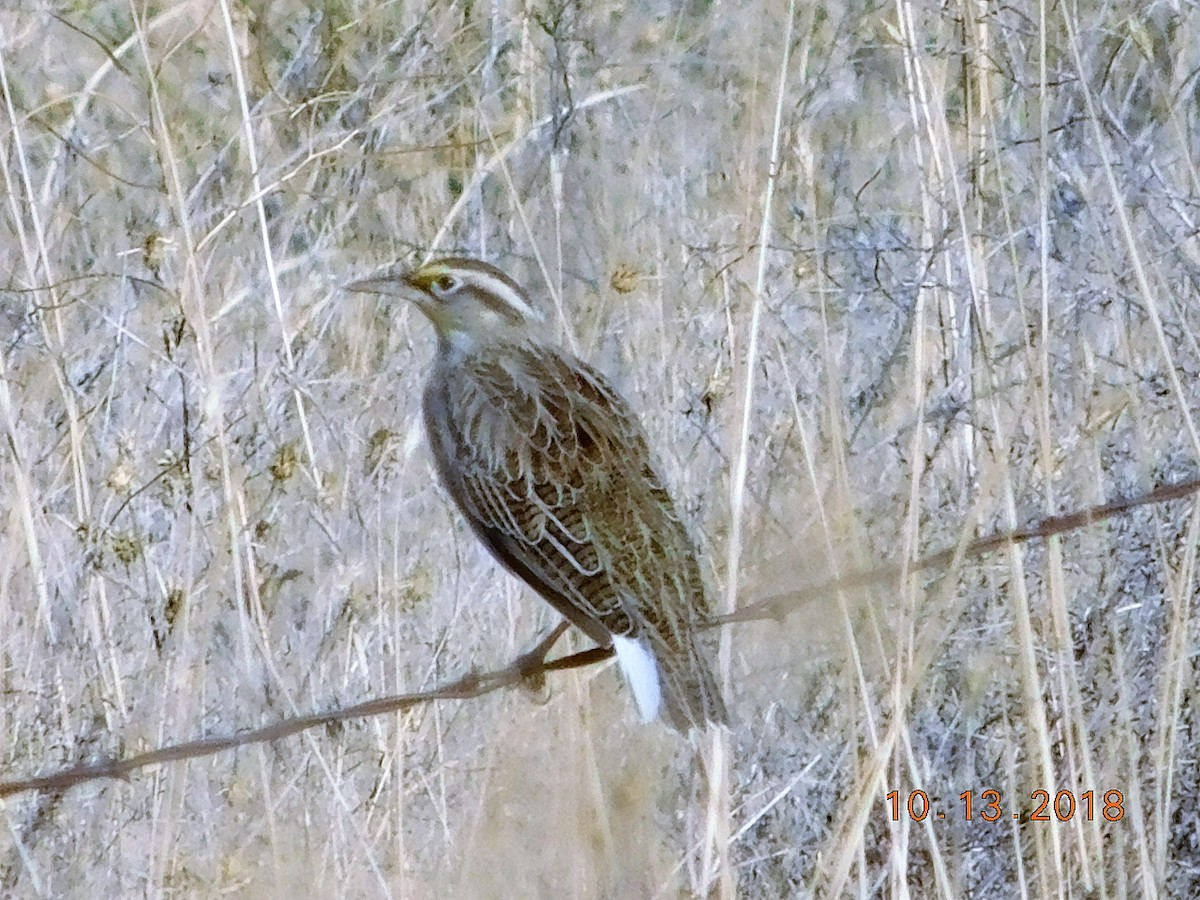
[422,342,726,729]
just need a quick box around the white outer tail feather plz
[612,635,662,723]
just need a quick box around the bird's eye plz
[430,274,459,295]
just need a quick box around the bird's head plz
[347,257,544,348]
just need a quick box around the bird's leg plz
[513,621,618,695]
[528,620,572,664]
[515,620,572,688]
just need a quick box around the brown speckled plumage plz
[349,257,727,731]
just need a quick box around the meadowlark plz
[348,257,727,731]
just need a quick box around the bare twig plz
[2,476,1196,801]
[712,476,1200,627]
[0,637,609,800]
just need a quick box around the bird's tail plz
[613,633,728,732]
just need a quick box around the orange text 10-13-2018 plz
[884,789,1125,823]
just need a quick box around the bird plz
[347,256,727,731]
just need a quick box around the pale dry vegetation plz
[3,0,1200,896]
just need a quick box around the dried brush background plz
[3,1,1200,896]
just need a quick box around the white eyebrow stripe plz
[467,271,544,322]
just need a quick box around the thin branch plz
[712,475,1200,627]
[0,639,610,800]
[2,476,1196,800]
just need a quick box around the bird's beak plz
[345,267,446,330]
[344,269,418,296]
